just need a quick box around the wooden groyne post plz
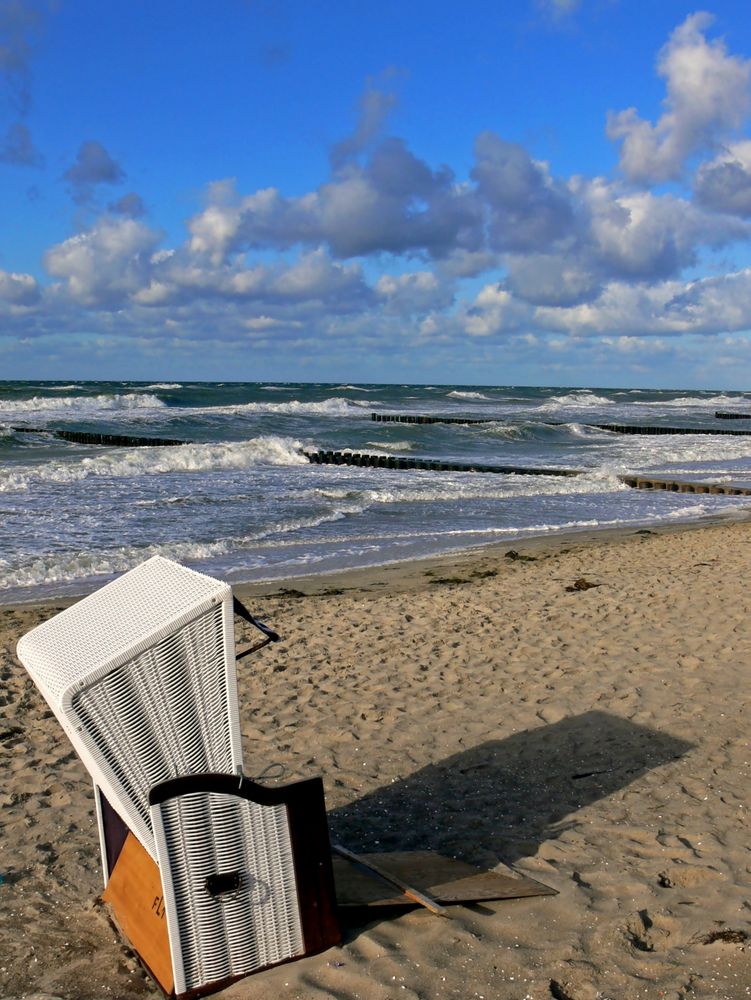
[303,450,580,476]
[371,413,751,437]
[12,427,189,447]
[371,413,495,426]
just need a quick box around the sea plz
[2,380,751,605]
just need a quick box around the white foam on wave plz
[566,422,618,438]
[365,440,415,452]
[0,392,166,419]
[351,467,624,506]
[144,383,182,390]
[482,423,526,439]
[607,434,751,471]
[0,435,309,492]
[537,391,613,410]
[0,505,355,593]
[194,396,376,417]
[335,384,379,392]
[447,390,492,401]
[633,393,748,408]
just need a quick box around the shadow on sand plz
[328,710,693,870]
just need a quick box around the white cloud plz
[187,139,482,262]
[10,12,751,375]
[44,217,162,306]
[462,283,533,337]
[376,270,452,313]
[608,13,751,184]
[694,139,751,216]
[472,131,575,252]
[0,268,39,305]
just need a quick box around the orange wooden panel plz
[102,832,174,994]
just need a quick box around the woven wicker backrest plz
[17,556,243,858]
[149,772,340,996]
[152,786,303,994]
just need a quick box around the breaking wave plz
[537,391,614,410]
[634,394,750,408]
[0,393,167,420]
[0,435,309,492]
[365,440,415,452]
[447,390,492,401]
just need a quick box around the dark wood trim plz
[98,787,130,879]
[285,777,341,953]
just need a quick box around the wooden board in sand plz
[333,850,556,908]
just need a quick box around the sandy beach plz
[2,520,751,999]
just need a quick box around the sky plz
[2,1,751,388]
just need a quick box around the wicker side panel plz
[71,604,237,845]
[154,791,304,995]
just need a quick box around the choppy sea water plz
[2,380,751,604]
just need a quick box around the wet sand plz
[2,520,751,999]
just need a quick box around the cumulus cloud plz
[10,11,751,370]
[376,270,454,313]
[0,267,39,304]
[188,138,482,262]
[64,140,126,204]
[501,175,749,307]
[530,268,751,342]
[472,131,576,252]
[44,216,162,306]
[661,268,751,333]
[462,283,533,337]
[694,139,751,216]
[608,13,751,184]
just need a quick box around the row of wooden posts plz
[12,424,751,496]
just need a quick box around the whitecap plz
[0,392,167,420]
[447,390,492,401]
[365,440,415,452]
[537,391,614,409]
[0,435,310,492]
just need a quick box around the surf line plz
[305,450,751,496]
[11,428,751,496]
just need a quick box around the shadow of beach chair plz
[16,555,340,997]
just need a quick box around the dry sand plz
[2,521,751,1000]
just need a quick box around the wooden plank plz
[101,832,174,994]
[333,844,450,917]
[333,850,556,908]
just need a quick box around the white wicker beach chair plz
[17,555,340,994]
[16,555,245,865]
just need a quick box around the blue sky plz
[2,1,751,387]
